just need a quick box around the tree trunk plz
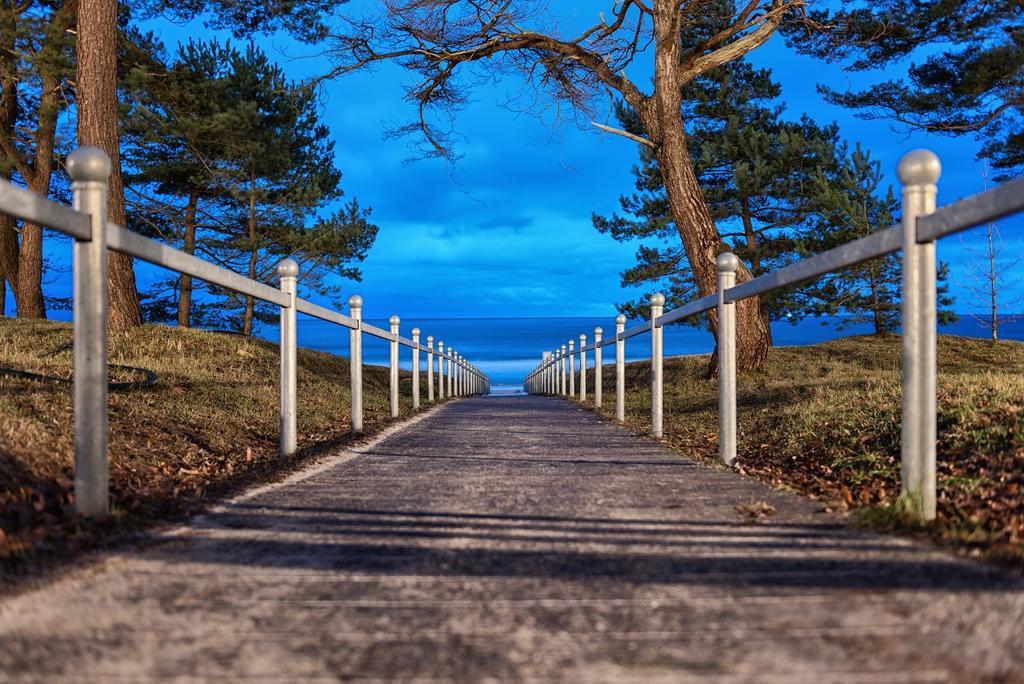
[0,6,20,315]
[76,0,141,331]
[176,190,199,327]
[868,262,884,334]
[645,3,770,371]
[242,179,256,335]
[15,70,64,320]
[740,194,772,346]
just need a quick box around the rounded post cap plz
[580,333,586,341]
[716,251,740,273]
[67,146,112,182]
[568,340,575,348]
[650,292,665,307]
[561,344,566,351]
[411,327,420,336]
[897,149,941,186]
[276,258,299,278]
[389,314,400,326]
[594,326,603,335]
[348,294,363,308]
[426,334,433,343]
[615,314,627,325]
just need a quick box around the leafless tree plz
[959,162,1023,341]
[325,0,806,370]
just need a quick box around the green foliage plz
[122,40,378,330]
[797,144,957,333]
[791,0,1024,180]
[593,3,841,328]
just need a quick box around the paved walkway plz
[1,396,1022,682]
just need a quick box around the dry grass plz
[581,334,1024,570]
[0,318,437,583]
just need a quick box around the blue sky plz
[7,3,1023,320]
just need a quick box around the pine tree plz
[593,50,839,339]
[799,144,956,333]
[122,40,378,332]
[792,1,1024,180]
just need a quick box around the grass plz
[0,318,439,584]
[580,333,1024,570]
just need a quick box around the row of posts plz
[280,286,489,453]
[525,149,943,522]
[60,147,489,519]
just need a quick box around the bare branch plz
[592,121,655,148]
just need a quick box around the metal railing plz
[0,146,490,518]
[525,148,1024,521]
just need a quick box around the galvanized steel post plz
[615,314,626,422]
[650,293,665,438]
[717,253,739,465]
[594,327,603,408]
[579,334,587,401]
[447,348,454,397]
[411,328,421,410]
[568,339,576,398]
[898,149,941,521]
[560,345,567,395]
[437,341,445,399]
[426,336,435,403]
[349,295,363,434]
[389,315,400,418]
[68,146,111,518]
[277,259,299,456]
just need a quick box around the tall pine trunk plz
[242,178,256,336]
[15,71,63,319]
[76,0,141,331]
[176,191,199,327]
[0,7,19,315]
[646,3,770,371]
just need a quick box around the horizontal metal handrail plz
[107,222,290,307]
[0,178,92,240]
[724,224,902,304]
[295,298,358,328]
[917,175,1024,242]
[525,148,1024,524]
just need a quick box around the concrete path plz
[1,396,1022,682]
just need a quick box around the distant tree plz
[593,49,840,341]
[958,162,1023,340]
[799,144,956,334]
[791,0,1024,180]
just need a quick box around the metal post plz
[579,333,587,401]
[559,347,566,395]
[454,352,460,396]
[615,314,626,422]
[426,336,435,403]
[898,149,941,521]
[349,295,363,434]
[277,260,299,456]
[568,340,576,398]
[412,328,421,410]
[68,146,111,518]
[541,352,550,396]
[437,341,445,399]
[717,254,739,465]
[447,349,454,398]
[389,315,400,418]
[650,293,665,438]
[594,327,603,408]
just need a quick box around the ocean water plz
[280,315,1024,391]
